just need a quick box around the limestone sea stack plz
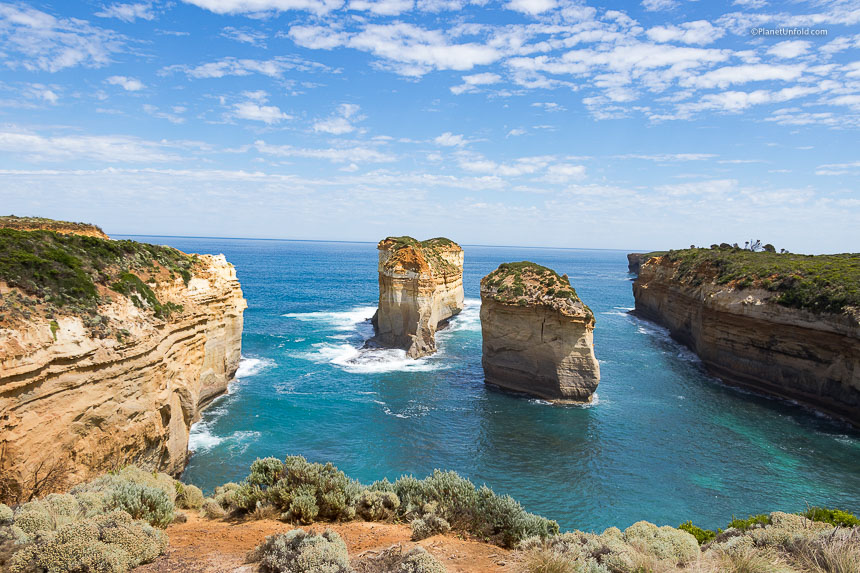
[0,220,246,501]
[480,262,600,401]
[369,236,464,358]
[633,248,860,426]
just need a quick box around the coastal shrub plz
[726,514,771,532]
[678,520,717,545]
[800,506,860,528]
[213,482,241,510]
[473,486,559,548]
[353,544,446,573]
[233,482,266,512]
[355,490,400,522]
[8,510,167,573]
[621,521,699,564]
[0,504,12,525]
[106,481,174,528]
[253,528,351,573]
[175,482,205,510]
[12,493,82,536]
[200,498,227,519]
[786,527,860,573]
[410,514,451,541]
[249,457,286,487]
[262,456,360,522]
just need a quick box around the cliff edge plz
[480,262,599,401]
[369,236,464,359]
[632,248,859,425]
[0,215,110,239]
[0,224,246,502]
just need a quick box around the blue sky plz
[0,0,858,252]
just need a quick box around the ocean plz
[124,236,860,533]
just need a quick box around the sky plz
[0,0,858,252]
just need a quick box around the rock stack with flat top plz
[480,262,599,401]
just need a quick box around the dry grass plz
[517,548,581,573]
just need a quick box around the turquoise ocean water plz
[124,236,860,533]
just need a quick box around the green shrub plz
[107,481,174,528]
[411,514,451,541]
[0,504,12,526]
[175,483,205,510]
[249,457,286,487]
[8,510,166,573]
[622,521,700,564]
[253,528,351,573]
[213,482,241,510]
[233,482,266,512]
[12,494,82,536]
[390,546,446,573]
[260,456,360,522]
[355,490,400,522]
[801,507,860,527]
[200,498,227,519]
[287,485,320,525]
[678,520,717,545]
[726,514,771,531]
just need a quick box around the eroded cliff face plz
[633,256,860,425]
[480,262,599,401]
[0,254,246,499]
[369,237,464,358]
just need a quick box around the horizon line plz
[111,233,648,253]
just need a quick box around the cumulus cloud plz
[646,21,724,46]
[107,75,144,91]
[164,56,329,78]
[434,132,467,146]
[349,0,414,16]
[232,92,292,124]
[0,4,124,72]
[95,3,156,22]
[0,129,182,163]
[682,64,805,89]
[506,0,556,16]
[766,40,810,59]
[450,72,501,94]
[313,103,362,134]
[181,0,344,15]
[642,0,677,11]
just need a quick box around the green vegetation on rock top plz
[0,227,195,322]
[659,248,860,315]
[380,236,461,275]
[481,261,592,320]
[0,215,107,236]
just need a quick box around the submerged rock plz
[369,236,464,359]
[480,262,599,401]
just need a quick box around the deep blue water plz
[125,236,860,533]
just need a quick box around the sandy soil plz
[134,513,516,573]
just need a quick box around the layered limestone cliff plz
[480,262,600,401]
[633,250,860,425]
[0,227,245,500]
[369,236,464,358]
[628,251,666,275]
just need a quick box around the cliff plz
[0,215,110,239]
[0,226,246,501]
[369,236,464,358]
[632,248,860,425]
[627,251,666,275]
[480,262,599,401]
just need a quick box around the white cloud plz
[450,72,501,94]
[0,129,182,163]
[164,56,328,79]
[254,140,395,163]
[616,153,717,161]
[221,26,267,47]
[684,64,805,89]
[0,4,123,72]
[313,103,362,134]
[349,0,414,16]
[815,161,860,175]
[234,100,291,124]
[434,132,467,146]
[732,0,767,7]
[531,102,565,112]
[542,163,586,183]
[107,75,144,91]
[642,0,677,11]
[143,104,186,124]
[95,3,156,22]
[766,41,810,59]
[507,128,526,137]
[506,0,556,16]
[646,21,724,46]
[289,22,501,77]
[181,0,344,15]
[656,179,738,197]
